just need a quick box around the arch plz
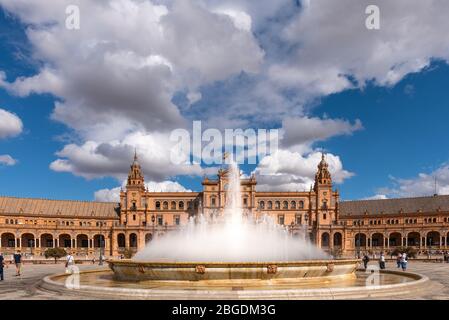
[259,201,265,209]
[179,201,184,209]
[40,233,54,248]
[76,234,89,248]
[93,234,105,248]
[155,201,161,210]
[407,232,420,246]
[321,232,330,247]
[163,201,168,210]
[145,233,153,243]
[290,201,296,209]
[21,233,35,248]
[426,231,440,246]
[267,201,272,209]
[117,233,126,248]
[1,232,15,247]
[371,233,384,247]
[354,233,367,247]
[171,201,176,210]
[298,201,304,209]
[275,201,280,209]
[333,232,342,247]
[389,232,402,247]
[58,234,72,248]
[283,201,288,209]
[129,233,138,248]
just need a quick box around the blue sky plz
[1,1,449,202]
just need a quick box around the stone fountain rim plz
[108,258,360,267]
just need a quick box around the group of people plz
[362,251,408,271]
[0,250,24,281]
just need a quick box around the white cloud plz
[378,164,449,198]
[94,180,191,202]
[362,194,388,200]
[0,108,23,139]
[0,154,17,166]
[254,150,353,191]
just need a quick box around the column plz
[53,238,56,248]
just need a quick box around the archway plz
[371,233,384,247]
[21,233,35,248]
[354,233,367,248]
[59,234,71,248]
[321,232,330,248]
[1,232,15,248]
[93,234,105,248]
[333,232,342,247]
[40,234,54,248]
[129,233,138,248]
[117,233,126,248]
[407,232,420,247]
[389,232,402,247]
[76,234,89,248]
[426,231,440,247]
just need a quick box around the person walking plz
[0,252,6,281]
[13,250,22,276]
[396,253,402,268]
[65,252,75,273]
[401,252,408,271]
[379,252,386,270]
[362,253,370,269]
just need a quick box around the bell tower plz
[119,151,147,226]
[313,153,334,226]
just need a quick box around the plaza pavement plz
[0,261,448,300]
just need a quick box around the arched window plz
[298,201,304,209]
[275,201,280,209]
[291,201,296,209]
[179,201,184,209]
[259,201,265,209]
[267,201,273,209]
[163,201,168,210]
[156,201,161,210]
[171,201,176,210]
[283,201,288,209]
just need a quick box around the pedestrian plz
[13,250,22,276]
[379,252,386,270]
[396,253,402,268]
[401,252,408,271]
[92,257,96,264]
[362,253,370,269]
[0,252,6,281]
[65,252,75,273]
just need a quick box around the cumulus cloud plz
[377,164,449,198]
[254,150,353,191]
[0,154,17,166]
[0,108,23,139]
[94,180,192,202]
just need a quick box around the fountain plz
[108,160,358,282]
[40,160,429,299]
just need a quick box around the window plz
[283,201,288,209]
[179,201,184,209]
[275,201,280,209]
[323,213,327,220]
[133,214,136,221]
[157,215,163,226]
[259,201,265,209]
[278,215,285,225]
[131,201,137,210]
[171,201,176,210]
[211,197,216,207]
[243,198,248,207]
[163,201,168,210]
[188,201,193,209]
[156,201,161,210]
[174,215,180,226]
[296,215,302,225]
[267,201,272,209]
[298,201,304,209]
[291,201,296,209]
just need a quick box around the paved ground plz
[1,261,449,299]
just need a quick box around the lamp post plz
[99,222,104,266]
[304,214,309,242]
[151,214,156,237]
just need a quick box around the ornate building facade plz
[1,154,449,258]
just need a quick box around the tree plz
[390,247,417,259]
[44,248,67,264]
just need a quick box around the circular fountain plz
[40,160,429,299]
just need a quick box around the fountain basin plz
[108,259,359,282]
